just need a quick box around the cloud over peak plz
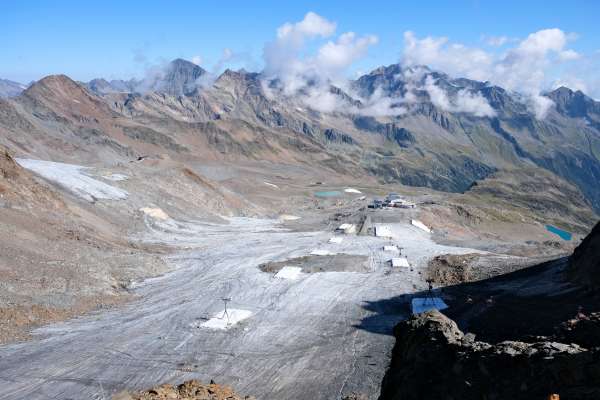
[401,28,582,118]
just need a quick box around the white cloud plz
[424,76,496,117]
[357,87,408,117]
[262,12,378,112]
[402,28,582,118]
[317,32,379,74]
[558,49,580,61]
[191,55,203,66]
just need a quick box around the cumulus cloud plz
[357,87,408,117]
[262,12,378,111]
[424,76,496,117]
[401,28,583,118]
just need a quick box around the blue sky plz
[2,0,599,97]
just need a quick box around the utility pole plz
[221,297,232,324]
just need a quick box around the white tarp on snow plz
[275,266,302,280]
[337,223,356,234]
[16,159,128,202]
[200,309,253,330]
[391,257,409,267]
[375,225,393,238]
[411,297,448,314]
[411,219,431,233]
[344,188,362,194]
[383,245,400,252]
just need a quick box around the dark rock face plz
[569,221,600,287]
[548,87,600,119]
[380,310,600,400]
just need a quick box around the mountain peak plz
[25,74,82,95]
[547,86,599,118]
[149,58,206,96]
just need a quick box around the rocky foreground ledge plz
[380,309,600,400]
[380,222,600,400]
[113,380,255,400]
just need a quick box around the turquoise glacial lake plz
[314,191,343,198]
[546,225,572,241]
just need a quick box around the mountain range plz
[1,58,599,220]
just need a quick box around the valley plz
[1,37,599,399]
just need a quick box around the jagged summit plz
[547,86,600,119]
[148,58,206,96]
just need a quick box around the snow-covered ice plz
[329,237,343,244]
[102,173,128,181]
[279,214,301,221]
[274,266,302,280]
[16,159,128,202]
[201,309,253,330]
[411,219,431,233]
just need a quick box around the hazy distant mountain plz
[3,59,600,219]
[86,78,140,94]
[0,79,27,98]
[86,58,206,96]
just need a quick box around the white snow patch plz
[279,214,301,221]
[344,188,362,194]
[102,173,128,181]
[200,309,253,330]
[411,297,448,314]
[140,207,169,220]
[411,219,431,233]
[275,266,303,280]
[264,181,279,189]
[311,249,335,256]
[329,237,343,244]
[383,245,400,252]
[391,257,410,267]
[16,158,128,202]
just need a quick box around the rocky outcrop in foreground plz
[114,379,254,400]
[569,221,600,287]
[380,310,600,400]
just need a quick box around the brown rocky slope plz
[380,221,600,400]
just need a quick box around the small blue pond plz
[546,225,572,241]
[314,190,343,198]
